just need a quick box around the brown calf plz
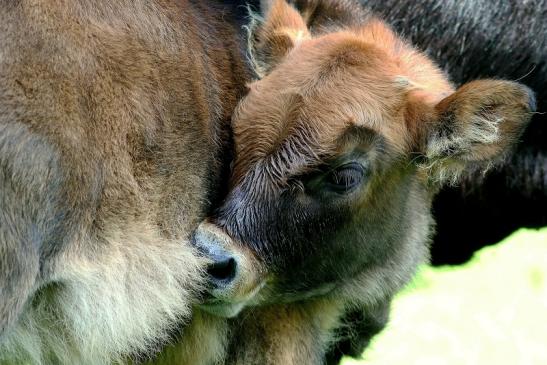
[193,0,535,363]
[0,1,250,364]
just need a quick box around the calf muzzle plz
[192,222,264,317]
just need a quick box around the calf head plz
[195,0,535,317]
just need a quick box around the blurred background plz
[342,228,547,365]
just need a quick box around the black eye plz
[325,163,365,193]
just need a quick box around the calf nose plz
[207,251,237,286]
[192,222,264,317]
[192,223,242,292]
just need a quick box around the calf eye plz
[325,163,365,193]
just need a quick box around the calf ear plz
[423,80,535,183]
[249,0,310,77]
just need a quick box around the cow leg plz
[325,301,391,365]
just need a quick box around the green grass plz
[342,227,547,365]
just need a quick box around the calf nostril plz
[207,256,237,283]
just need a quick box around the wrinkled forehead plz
[233,36,410,176]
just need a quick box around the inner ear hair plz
[421,79,534,185]
[290,0,372,32]
[246,0,310,78]
[427,104,501,160]
[422,107,502,185]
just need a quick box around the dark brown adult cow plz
[187,0,536,364]
[0,1,251,364]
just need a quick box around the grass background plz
[342,227,547,365]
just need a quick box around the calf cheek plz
[227,191,405,294]
[315,174,432,289]
[271,203,353,291]
[220,171,431,297]
[251,194,369,293]
[218,189,348,290]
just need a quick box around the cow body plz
[0,1,250,363]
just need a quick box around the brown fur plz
[0,1,250,364]
[227,300,343,365]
